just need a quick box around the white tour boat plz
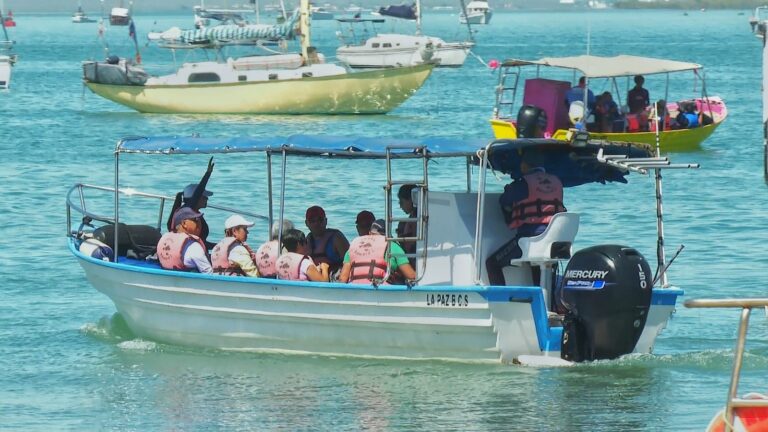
[67,132,696,364]
[83,0,433,114]
[460,0,492,25]
[72,2,96,24]
[336,1,473,68]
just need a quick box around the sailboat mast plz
[415,0,422,35]
[300,0,310,61]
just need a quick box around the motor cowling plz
[516,105,547,138]
[559,245,652,362]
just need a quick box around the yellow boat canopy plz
[501,55,702,78]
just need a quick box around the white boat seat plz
[510,212,580,265]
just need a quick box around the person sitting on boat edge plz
[395,184,418,262]
[166,157,216,250]
[255,219,295,278]
[157,207,213,274]
[304,205,350,276]
[340,219,416,285]
[275,229,329,282]
[485,152,566,286]
[211,214,259,277]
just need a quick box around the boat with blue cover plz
[67,132,696,364]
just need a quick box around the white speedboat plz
[336,1,473,68]
[67,132,695,364]
[84,0,433,114]
[460,0,492,25]
[72,4,96,23]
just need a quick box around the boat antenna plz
[651,98,669,287]
[458,0,475,43]
[415,0,422,36]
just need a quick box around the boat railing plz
[66,183,268,239]
[684,298,768,431]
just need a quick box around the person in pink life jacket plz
[211,214,259,277]
[340,218,416,285]
[485,152,566,286]
[157,207,213,274]
[275,229,329,282]
[255,219,294,278]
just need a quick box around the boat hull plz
[0,55,12,89]
[460,11,492,24]
[491,115,725,152]
[73,242,680,363]
[85,63,433,114]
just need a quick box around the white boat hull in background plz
[337,34,473,68]
[0,55,12,89]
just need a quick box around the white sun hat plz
[224,214,255,230]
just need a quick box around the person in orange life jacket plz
[157,207,213,273]
[211,214,259,277]
[485,152,566,286]
[304,205,350,274]
[255,219,294,278]
[340,219,416,284]
[275,229,329,282]
[395,184,418,259]
[167,157,216,250]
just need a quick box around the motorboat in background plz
[67,132,695,363]
[490,54,728,151]
[336,0,474,68]
[72,1,96,23]
[310,5,334,20]
[684,298,768,431]
[0,0,15,28]
[110,1,131,26]
[460,0,492,25]
[83,0,434,114]
[0,8,15,89]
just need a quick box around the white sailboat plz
[0,4,15,89]
[459,0,492,25]
[336,0,474,68]
[82,0,433,114]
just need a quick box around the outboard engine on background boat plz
[516,105,547,138]
[559,245,652,363]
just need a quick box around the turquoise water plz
[2,9,768,431]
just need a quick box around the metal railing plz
[684,298,768,432]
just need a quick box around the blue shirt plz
[565,86,596,109]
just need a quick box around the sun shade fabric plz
[116,135,650,187]
[378,4,418,20]
[180,9,299,43]
[501,55,701,78]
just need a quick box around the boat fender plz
[79,238,114,261]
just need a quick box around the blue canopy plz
[116,135,651,187]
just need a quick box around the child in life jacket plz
[211,214,259,276]
[255,219,294,278]
[275,229,329,282]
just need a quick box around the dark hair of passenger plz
[281,229,306,253]
[398,184,416,200]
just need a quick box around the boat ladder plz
[384,145,429,285]
[493,66,520,121]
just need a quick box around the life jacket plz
[308,228,343,267]
[684,112,700,128]
[508,171,566,229]
[157,232,207,271]
[255,240,280,277]
[348,235,389,285]
[649,114,671,132]
[211,237,257,276]
[625,113,648,132]
[275,252,312,281]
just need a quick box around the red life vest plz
[211,237,257,276]
[348,235,389,285]
[157,232,207,271]
[509,171,566,229]
[275,252,312,281]
[255,240,280,277]
[649,114,671,132]
[625,112,649,132]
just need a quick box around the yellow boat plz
[83,0,434,114]
[490,55,728,152]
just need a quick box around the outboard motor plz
[559,245,652,362]
[516,105,547,138]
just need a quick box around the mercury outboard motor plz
[516,105,547,138]
[560,245,652,362]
